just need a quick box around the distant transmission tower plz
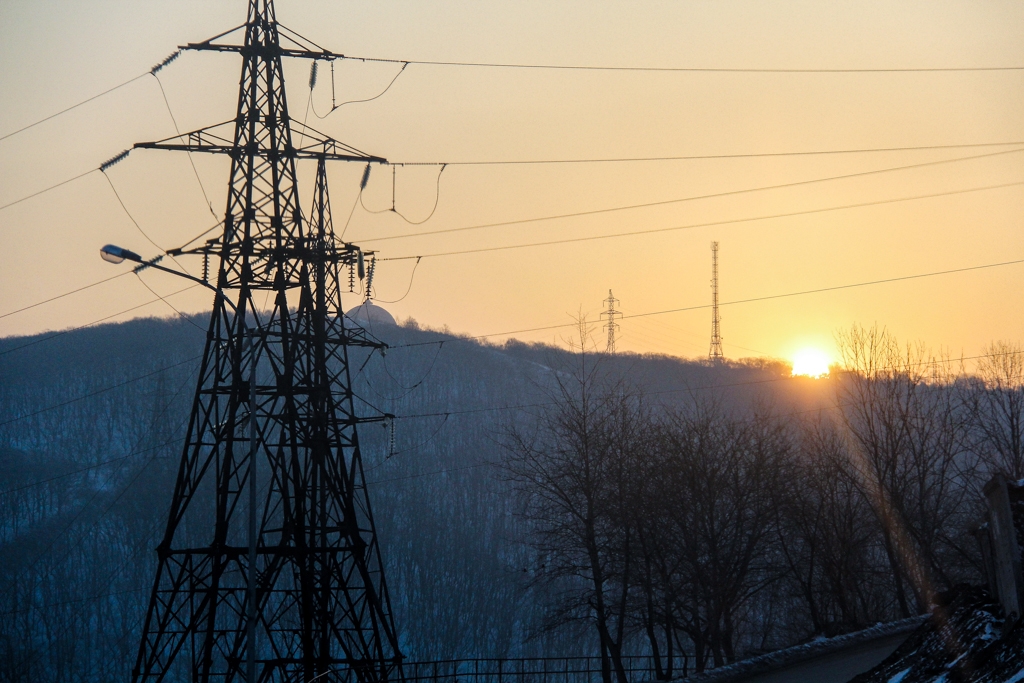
[709,242,724,362]
[129,2,401,682]
[601,289,621,353]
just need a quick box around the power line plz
[0,147,134,215]
[0,282,200,358]
[0,75,149,144]
[390,255,1024,348]
[151,73,219,218]
[135,274,208,332]
[102,171,166,253]
[0,168,98,213]
[342,54,1024,74]
[0,354,201,428]
[0,437,181,498]
[0,271,132,320]
[0,50,180,144]
[389,141,1024,167]
[7,363,196,584]
[3,143,1023,218]
[382,180,1024,260]
[359,147,1024,244]
[393,141,1024,167]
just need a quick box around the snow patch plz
[887,667,911,683]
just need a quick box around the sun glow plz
[792,348,831,378]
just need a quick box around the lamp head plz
[100,244,141,264]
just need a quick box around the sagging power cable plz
[341,53,1024,74]
[380,179,1024,260]
[310,59,409,119]
[0,50,180,144]
[359,147,1024,244]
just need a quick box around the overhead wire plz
[374,257,422,304]
[0,272,132,321]
[102,170,195,275]
[390,164,447,225]
[392,141,1024,167]
[0,168,98,213]
[102,171,166,254]
[0,50,182,213]
[389,255,1024,349]
[360,147,1024,244]
[311,60,409,118]
[0,437,182,498]
[3,142,1023,218]
[5,345,994,497]
[339,54,1024,74]
[380,180,1024,260]
[0,353,201,428]
[378,413,450,461]
[0,282,200,358]
[8,361,196,584]
[173,218,223,251]
[338,188,361,241]
[134,273,208,333]
[0,73,149,144]
[1,148,1013,329]
[150,72,218,218]
[363,338,445,401]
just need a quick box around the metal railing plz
[399,656,687,683]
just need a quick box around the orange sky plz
[1,1,1022,365]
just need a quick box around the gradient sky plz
[1,1,1023,364]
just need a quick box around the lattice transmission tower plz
[130,2,402,681]
[601,289,621,353]
[708,242,724,362]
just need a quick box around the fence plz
[399,656,688,683]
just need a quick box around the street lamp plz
[99,243,235,310]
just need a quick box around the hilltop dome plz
[345,300,396,329]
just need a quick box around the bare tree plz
[774,414,891,635]
[501,325,646,683]
[834,324,977,616]
[964,341,1024,479]
[654,399,788,670]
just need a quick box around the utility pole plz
[601,290,622,353]
[130,3,401,682]
[709,242,724,362]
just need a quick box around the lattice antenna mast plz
[709,241,724,362]
[130,2,401,682]
[601,289,622,353]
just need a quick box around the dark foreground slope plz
[847,585,1024,683]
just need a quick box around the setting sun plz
[792,348,831,378]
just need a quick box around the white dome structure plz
[345,300,396,330]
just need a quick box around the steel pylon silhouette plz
[600,289,621,353]
[130,2,402,682]
[708,241,723,362]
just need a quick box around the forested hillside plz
[0,314,1019,682]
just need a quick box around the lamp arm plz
[135,257,237,313]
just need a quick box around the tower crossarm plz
[180,19,348,61]
[182,41,347,61]
[135,121,386,163]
